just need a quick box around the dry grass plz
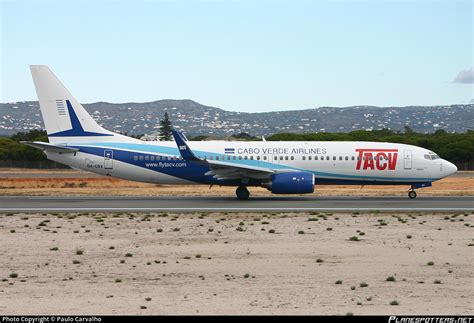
[0,169,472,197]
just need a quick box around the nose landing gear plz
[236,186,250,200]
[408,182,432,199]
[408,189,417,199]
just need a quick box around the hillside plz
[1,100,472,136]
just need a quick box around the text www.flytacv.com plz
[145,162,187,168]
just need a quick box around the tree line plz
[0,127,473,170]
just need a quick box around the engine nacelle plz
[262,172,315,194]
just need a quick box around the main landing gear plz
[408,189,417,199]
[236,186,250,200]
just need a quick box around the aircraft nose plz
[444,160,457,176]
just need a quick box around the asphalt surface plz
[0,196,473,212]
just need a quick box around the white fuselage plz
[45,139,457,186]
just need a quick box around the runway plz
[1,196,473,212]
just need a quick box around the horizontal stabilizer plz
[21,141,79,153]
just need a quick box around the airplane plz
[23,65,458,200]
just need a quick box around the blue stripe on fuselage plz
[73,145,260,186]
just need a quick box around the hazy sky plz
[1,0,473,112]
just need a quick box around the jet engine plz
[262,172,315,194]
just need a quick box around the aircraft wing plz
[172,130,296,180]
[21,141,79,153]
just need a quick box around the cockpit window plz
[425,153,441,160]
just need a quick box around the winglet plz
[172,129,200,161]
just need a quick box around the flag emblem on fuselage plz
[224,148,235,154]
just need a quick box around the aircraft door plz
[403,150,412,170]
[104,150,113,169]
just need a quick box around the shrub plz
[390,300,399,306]
[349,236,360,241]
[386,276,396,282]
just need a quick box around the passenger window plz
[139,155,144,161]
[263,156,267,160]
[339,156,342,160]
[302,156,305,161]
[239,156,242,160]
[216,156,219,160]
[250,156,254,160]
[244,156,248,160]
[274,156,277,160]
[133,156,138,161]
[333,156,336,161]
[326,156,330,160]
[345,156,348,160]
[151,156,155,161]
[257,156,260,160]
[352,156,355,161]
[315,156,318,160]
[233,156,236,160]
[145,156,149,161]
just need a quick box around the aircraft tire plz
[408,190,417,199]
[236,186,250,200]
